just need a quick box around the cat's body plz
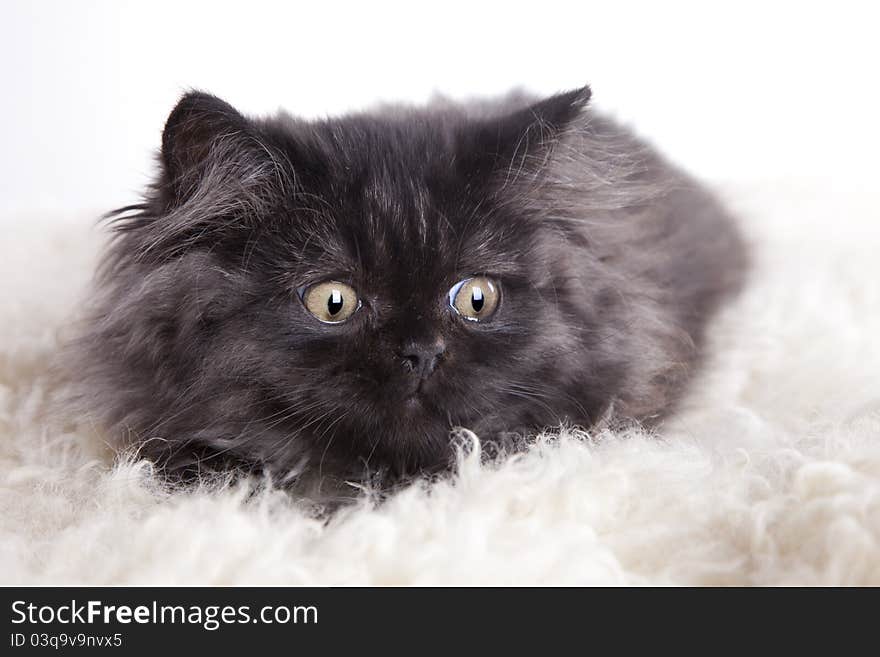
[70,87,746,493]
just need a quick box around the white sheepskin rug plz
[3,179,880,586]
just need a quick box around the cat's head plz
[96,87,632,480]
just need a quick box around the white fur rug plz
[2,179,879,585]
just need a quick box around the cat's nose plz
[399,340,446,379]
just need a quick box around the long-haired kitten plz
[68,86,747,495]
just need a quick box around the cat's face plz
[101,89,613,479]
[245,141,554,475]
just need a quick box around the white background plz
[1,0,878,216]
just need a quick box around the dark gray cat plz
[68,86,747,494]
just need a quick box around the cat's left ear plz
[459,86,591,182]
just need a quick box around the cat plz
[68,86,747,496]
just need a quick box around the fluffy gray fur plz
[64,87,748,498]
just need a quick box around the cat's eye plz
[448,276,500,322]
[301,281,360,324]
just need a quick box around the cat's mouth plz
[403,395,423,410]
[402,379,433,408]
[403,384,426,404]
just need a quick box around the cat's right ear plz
[159,91,252,204]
